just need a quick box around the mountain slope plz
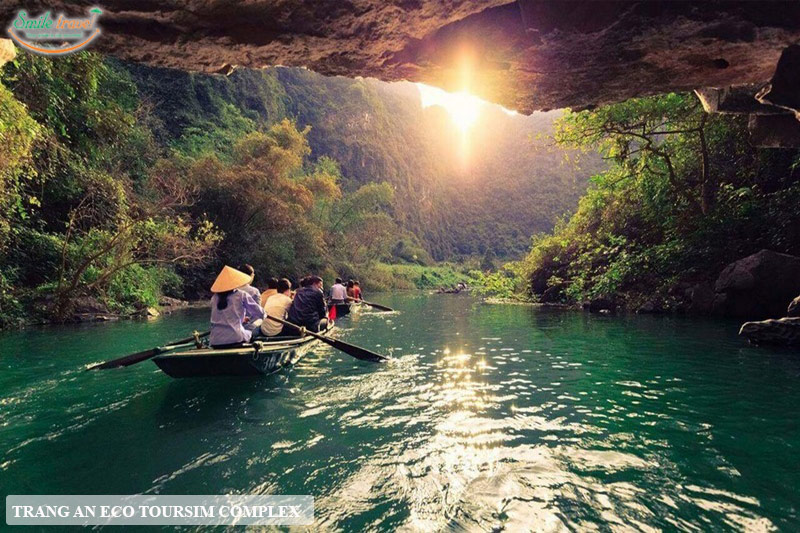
[124,62,602,260]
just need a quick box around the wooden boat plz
[332,302,351,317]
[332,301,365,318]
[331,301,366,317]
[152,323,334,378]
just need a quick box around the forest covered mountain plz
[123,63,601,260]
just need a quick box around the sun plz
[417,83,483,133]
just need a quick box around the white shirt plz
[330,283,347,301]
[261,293,293,336]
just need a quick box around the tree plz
[0,52,223,321]
[53,164,220,316]
[522,92,800,310]
[554,93,719,214]
[0,83,39,250]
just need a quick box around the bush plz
[350,263,470,291]
[469,262,526,299]
[7,229,64,287]
[0,270,25,328]
[106,266,180,312]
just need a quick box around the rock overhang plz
[3,1,800,142]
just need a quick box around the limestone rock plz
[583,298,615,313]
[72,296,109,315]
[714,250,800,319]
[159,296,187,307]
[2,2,800,114]
[739,317,800,346]
[695,85,785,115]
[687,283,715,314]
[748,114,800,148]
[636,300,660,314]
[756,44,800,116]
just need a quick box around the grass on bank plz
[354,262,472,291]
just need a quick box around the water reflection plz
[300,299,790,531]
[1,297,798,530]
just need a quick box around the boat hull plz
[333,302,351,317]
[153,326,331,378]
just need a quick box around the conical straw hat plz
[210,265,254,293]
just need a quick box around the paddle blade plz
[315,335,390,362]
[86,347,161,370]
[361,300,393,312]
[86,331,208,371]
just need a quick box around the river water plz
[1,293,799,531]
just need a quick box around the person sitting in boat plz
[260,278,293,337]
[329,277,347,307]
[346,279,356,300]
[287,275,328,334]
[352,280,363,302]
[260,277,279,307]
[209,266,265,348]
[237,264,260,302]
[236,264,264,335]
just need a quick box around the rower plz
[330,277,351,317]
[329,277,347,306]
[287,275,328,334]
[209,266,265,348]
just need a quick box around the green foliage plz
[390,238,432,265]
[0,82,39,249]
[106,265,182,312]
[126,64,598,262]
[362,263,471,291]
[522,93,800,310]
[0,52,597,327]
[0,269,25,329]
[0,53,219,324]
[173,102,257,160]
[480,249,496,271]
[469,262,525,299]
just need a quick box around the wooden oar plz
[347,297,393,312]
[266,315,390,362]
[86,331,209,370]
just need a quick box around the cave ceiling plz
[3,0,800,141]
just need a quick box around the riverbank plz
[0,262,472,331]
[523,248,800,323]
[75,297,208,323]
[514,94,800,323]
[363,262,472,291]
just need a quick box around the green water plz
[2,293,800,531]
